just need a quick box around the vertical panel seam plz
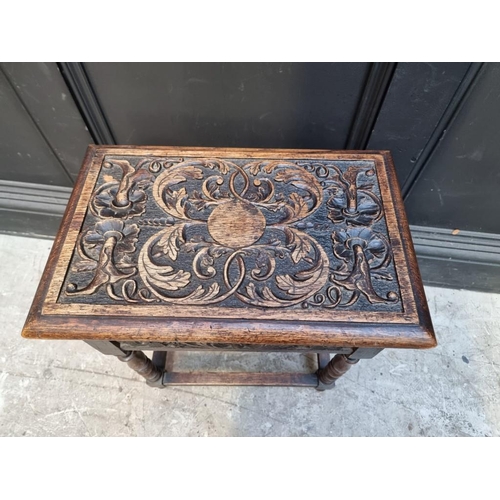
[0,64,74,185]
[402,62,485,200]
[344,62,397,150]
[58,63,116,145]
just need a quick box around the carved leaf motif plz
[205,159,230,174]
[139,251,191,291]
[246,160,282,175]
[154,166,204,219]
[193,246,218,279]
[175,283,221,302]
[288,192,309,219]
[285,227,312,264]
[203,176,226,200]
[372,270,393,281]
[238,237,329,308]
[157,225,185,261]
[245,282,261,301]
[184,238,211,253]
[250,248,276,281]
[68,235,136,296]
[184,285,210,301]
[261,286,277,302]
[174,187,188,218]
[276,251,326,297]
[330,245,398,305]
[274,168,322,200]
[163,167,204,187]
[247,162,264,175]
[259,198,286,213]
[190,190,214,211]
[275,275,309,296]
[160,188,190,219]
[72,260,97,272]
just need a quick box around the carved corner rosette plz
[322,164,383,226]
[90,158,154,219]
[67,220,140,296]
[329,227,399,306]
[64,157,401,310]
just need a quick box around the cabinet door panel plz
[83,62,370,149]
[1,63,92,180]
[0,68,71,186]
[406,63,500,233]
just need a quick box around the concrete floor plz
[0,234,499,437]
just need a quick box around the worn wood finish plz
[84,340,126,356]
[118,350,163,387]
[162,371,319,387]
[348,347,384,359]
[22,146,435,353]
[151,350,168,371]
[317,354,359,386]
[86,345,373,389]
[120,342,353,353]
[317,353,331,370]
[127,349,337,388]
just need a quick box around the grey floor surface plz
[0,234,499,437]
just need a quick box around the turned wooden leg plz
[118,351,163,387]
[316,354,359,389]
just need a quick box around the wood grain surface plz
[21,146,436,350]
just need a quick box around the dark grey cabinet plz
[405,63,500,234]
[83,62,371,149]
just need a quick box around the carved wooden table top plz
[22,146,435,351]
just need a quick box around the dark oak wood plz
[22,146,435,348]
[118,351,163,387]
[151,351,167,370]
[84,340,126,356]
[162,371,319,387]
[317,353,331,370]
[348,347,384,359]
[317,354,359,386]
[119,342,353,353]
[21,146,436,389]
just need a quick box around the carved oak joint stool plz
[22,146,436,391]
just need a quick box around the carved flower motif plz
[332,227,390,268]
[67,220,140,295]
[325,165,382,226]
[325,226,399,306]
[326,188,382,226]
[82,220,140,261]
[68,157,398,310]
[91,159,153,219]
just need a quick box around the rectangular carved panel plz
[59,155,403,315]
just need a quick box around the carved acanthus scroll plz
[62,156,401,311]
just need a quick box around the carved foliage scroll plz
[61,157,402,311]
